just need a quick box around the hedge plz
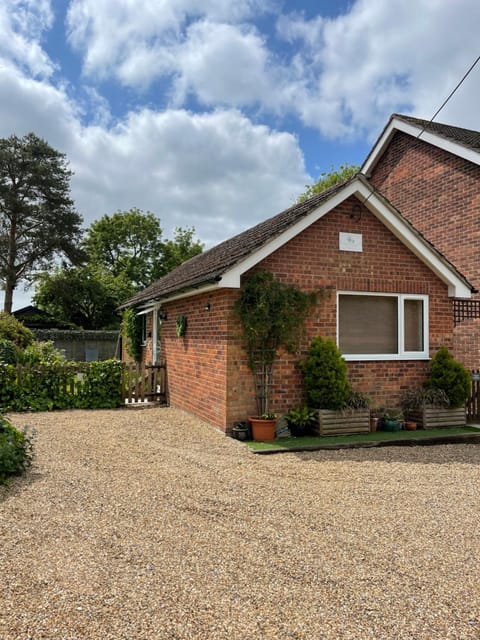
[0,359,124,412]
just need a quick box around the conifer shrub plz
[302,336,352,410]
[425,346,471,409]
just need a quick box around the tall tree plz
[85,208,203,288]
[34,266,135,330]
[154,226,203,279]
[0,133,84,312]
[298,164,359,202]
[85,208,163,288]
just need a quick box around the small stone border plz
[252,432,480,454]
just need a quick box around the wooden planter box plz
[408,406,466,429]
[313,409,371,436]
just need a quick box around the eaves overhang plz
[362,116,480,177]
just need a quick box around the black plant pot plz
[289,424,308,437]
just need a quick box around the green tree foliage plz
[425,346,471,408]
[155,226,203,279]
[85,209,203,288]
[85,208,163,288]
[298,164,359,203]
[301,336,352,410]
[0,133,84,312]
[34,266,135,329]
[0,312,34,348]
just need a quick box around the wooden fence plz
[467,370,480,423]
[122,362,166,405]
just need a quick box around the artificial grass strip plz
[246,427,479,451]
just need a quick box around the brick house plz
[362,114,480,368]
[122,173,472,431]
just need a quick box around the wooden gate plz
[466,370,480,423]
[122,361,166,405]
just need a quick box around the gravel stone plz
[1,408,479,639]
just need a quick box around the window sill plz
[343,354,430,362]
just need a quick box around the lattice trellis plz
[453,299,480,326]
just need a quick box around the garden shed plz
[121,173,473,431]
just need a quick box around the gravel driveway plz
[1,408,480,639]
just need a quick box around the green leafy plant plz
[425,346,471,409]
[176,314,187,337]
[122,308,144,361]
[345,390,370,410]
[0,415,34,484]
[284,406,317,436]
[260,412,278,420]
[0,339,18,364]
[400,387,450,417]
[0,312,34,348]
[17,341,66,365]
[0,360,124,412]
[379,407,404,422]
[234,271,316,416]
[284,406,316,426]
[301,336,352,410]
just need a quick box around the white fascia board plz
[362,117,480,176]
[220,182,360,288]
[353,182,472,298]
[135,282,222,312]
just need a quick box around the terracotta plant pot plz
[404,421,417,431]
[249,417,277,442]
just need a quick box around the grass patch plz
[246,427,480,452]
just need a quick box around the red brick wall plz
[158,290,237,429]
[369,131,480,289]
[453,319,480,370]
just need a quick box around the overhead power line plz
[418,54,480,136]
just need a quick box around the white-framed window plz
[337,292,429,361]
[141,314,147,345]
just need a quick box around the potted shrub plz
[301,336,370,436]
[234,271,316,442]
[401,347,470,429]
[284,406,317,437]
[378,408,404,432]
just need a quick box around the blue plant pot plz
[381,419,403,432]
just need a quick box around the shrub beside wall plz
[0,415,34,484]
[0,359,124,412]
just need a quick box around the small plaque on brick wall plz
[339,232,362,252]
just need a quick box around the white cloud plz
[171,21,274,107]
[0,64,309,248]
[0,0,55,77]
[276,0,480,137]
[65,0,480,138]
[66,0,272,85]
[70,108,308,246]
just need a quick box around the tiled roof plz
[393,113,480,152]
[121,177,354,308]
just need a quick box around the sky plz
[1,0,479,310]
